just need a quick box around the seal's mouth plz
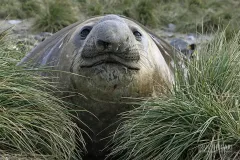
[80,54,140,70]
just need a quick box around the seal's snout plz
[96,39,111,50]
[80,15,142,69]
[94,20,131,52]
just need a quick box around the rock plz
[166,32,174,37]
[8,20,22,25]
[167,23,176,32]
[39,32,52,37]
[170,38,195,57]
[12,28,28,34]
[187,33,197,40]
[164,23,176,32]
[34,32,53,42]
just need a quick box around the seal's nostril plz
[97,40,110,49]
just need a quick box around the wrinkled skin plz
[18,15,178,158]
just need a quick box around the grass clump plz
[108,31,240,160]
[79,0,157,27]
[0,0,23,19]
[0,30,86,159]
[0,0,43,19]
[33,0,79,33]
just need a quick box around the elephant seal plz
[18,14,180,159]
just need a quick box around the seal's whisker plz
[138,50,155,68]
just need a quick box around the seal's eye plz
[80,27,91,40]
[133,31,142,41]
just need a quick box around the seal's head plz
[19,14,175,101]
[64,15,174,101]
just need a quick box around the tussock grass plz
[33,0,78,33]
[0,0,43,19]
[79,0,158,27]
[108,31,240,160]
[0,31,86,159]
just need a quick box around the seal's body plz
[18,15,178,158]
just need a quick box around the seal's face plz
[53,15,175,100]
[62,15,173,100]
[77,15,145,70]
[71,15,153,71]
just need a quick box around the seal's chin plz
[80,54,140,70]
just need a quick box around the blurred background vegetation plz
[0,0,239,34]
